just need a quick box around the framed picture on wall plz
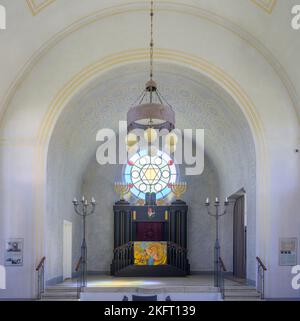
[4,238,24,267]
[279,237,298,266]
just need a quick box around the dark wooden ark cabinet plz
[111,200,190,276]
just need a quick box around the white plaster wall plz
[0,6,298,299]
[0,146,35,298]
[46,126,83,283]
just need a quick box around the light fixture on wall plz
[126,1,177,149]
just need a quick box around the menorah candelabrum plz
[205,197,229,288]
[169,182,187,204]
[114,183,132,204]
[72,196,96,288]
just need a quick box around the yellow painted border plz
[26,0,277,16]
[26,0,55,16]
[33,49,270,275]
[251,0,277,14]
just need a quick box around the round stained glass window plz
[124,149,177,200]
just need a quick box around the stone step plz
[223,283,262,301]
[41,292,78,299]
[224,291,261,297]
[224,298,262,301]
[42,291,78,295]
[45,287,77,292]
[224,285,257,291]
[41,297,79,301]
[41,298,79,301]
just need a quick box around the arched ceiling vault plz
[48,62,256,197]
[0,0,299,124]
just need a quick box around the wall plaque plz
[279,238,297,266]
[4,238,24,267]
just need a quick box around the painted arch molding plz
[26,0,277,15]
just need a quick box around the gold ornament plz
[165,143,176,154]
[170,182,187,200]
[135,199,145,206]
[114,183,131,200]
[165,131,178,146]
[127,143,139,154]
[144,127,157,144]
[125,132,138,147]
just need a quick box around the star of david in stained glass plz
[124,150,177,200]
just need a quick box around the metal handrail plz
[75,256,84,299]
[113,241,187,253]
[113,242,133,252]
[256,256,267,299]
[219,257,226,300]
[36,257,46,271]
[75,256,82,272]
[219,257,227,272]
[256,256,267,271]
[36,257,46,300]
[167,241,187,253]
[113,241,188,274]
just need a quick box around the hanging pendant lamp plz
[127,1,176,134]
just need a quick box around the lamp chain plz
[150,0,154,80]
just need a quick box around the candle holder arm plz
[207,211,217,217]
[73,205,85,216]
[219,206,229,217]
[86,203,96,216]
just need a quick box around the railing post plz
[256,256,267,300]
[75,256,83,299]
[36,257,46,300]
[37,270,40,300]
[257,265,260,293]
[42,265,45,296]
[261,268,265,299]
[218,257,226,300]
